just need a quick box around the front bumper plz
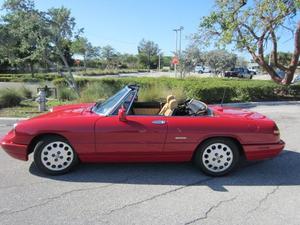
[243,140,285,161]
[0,130,28,161]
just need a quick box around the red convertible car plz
[1,85,285,176]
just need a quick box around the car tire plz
[33,136,79,175]
[194,138,240,176]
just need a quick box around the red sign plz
[172,57,179,65]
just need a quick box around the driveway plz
[0,103,299,225]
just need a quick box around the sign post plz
[172,56,179,77]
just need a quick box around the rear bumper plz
[0,132,28,161]
[244,140,285,161]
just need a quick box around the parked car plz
[247,68,257,75]
[195,66,211,74]
[224,67,253,79]
[1,85,284,176]
[275,69,300,84]
[275,69,285,79]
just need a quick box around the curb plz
[218,100,300,108]
[0,117,28,121]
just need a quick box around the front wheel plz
[194,138,240,176]
[33,136,79,175]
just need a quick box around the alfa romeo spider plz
[0,85,285,176]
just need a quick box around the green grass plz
[0,100,68,118]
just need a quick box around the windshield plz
[93,87,130,115]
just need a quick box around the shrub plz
[58,88,77,101]
[54,77,300,104]
[0,89,22,108]
[79,82,120,102]
[20,86,33,99]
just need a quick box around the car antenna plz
[221,88,226,107]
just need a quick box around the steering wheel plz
[183,99,192,106]
[197,101,208,114]
[185,98,208,115]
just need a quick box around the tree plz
[71,37,100,69]
[265,51,296,68]
[101,45,119,69]
[196,0,300,84]
[178,45,205,77]
[0,0,81,95]
[0,0,45,76]
[119,54,139,69]
[236,56,248,67]
[43,7,80,94]
[204,50,237,74]
[137,39,160,71]
[161,56,172,67]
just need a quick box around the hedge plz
[53,77,300,104]
[0,73,60,82]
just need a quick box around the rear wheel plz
[33,136,79,175]
[194,138,240,176]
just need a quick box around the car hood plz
[51,103,95,112]
[24,103,96,121]
[210,105,266,120]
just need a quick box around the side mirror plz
[118,107,127,122]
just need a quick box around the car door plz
[163,116,214,155]
[95,115,167,154]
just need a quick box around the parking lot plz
[0,103,300,225]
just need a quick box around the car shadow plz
[29,149,300,192]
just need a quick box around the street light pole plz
[173,28,179,77]
[158,54,161,72]
[179,26,184,78]
[173,26,184,78]
[179,26,184,58]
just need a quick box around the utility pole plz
[158,54,161,72]
[173,26,184,78]
[179,26,184,78]
[148,50,151,72]
[179,26,184,58]
[173,28,179,77]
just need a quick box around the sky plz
[0,0,298,60]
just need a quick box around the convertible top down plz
[0,85,285,176]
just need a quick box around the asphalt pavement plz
[0,103,299,225]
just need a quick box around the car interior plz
[128,94,212,117]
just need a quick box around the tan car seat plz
[159,95,175,115]
[163,99,178,116]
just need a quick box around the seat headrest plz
[166,95,175,103]
[169,99,178,110]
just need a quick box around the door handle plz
[152,120,166,125]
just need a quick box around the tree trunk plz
[29,62,34,78]
[282,20,300,85]
[255,56,282,84]
[58,50,80,97]
[83,54,87,72]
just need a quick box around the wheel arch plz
[27,133,70,155]
[192,136,245,161]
